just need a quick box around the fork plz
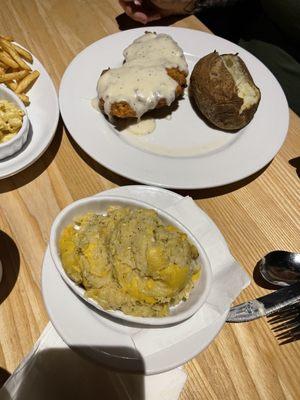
[268,303,300,344]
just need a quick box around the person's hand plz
[119,0,162,24]
[119,0,195,24]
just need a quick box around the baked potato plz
[190,51,261,131]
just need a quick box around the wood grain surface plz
[0,1,299,399]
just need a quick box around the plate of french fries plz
[0,34,59,178]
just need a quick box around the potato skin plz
[190,51,260,131]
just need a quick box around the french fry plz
[0,60,7,69]
[5,81,17,91]
[17,93,30,106]
[16,70,39,94]
[11,43,33,63]
[0,50,19,68]
[0,35,13,41]
[0,39,31,70]
[0,70,28,83]
[0,33,39,106]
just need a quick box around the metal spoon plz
[258,251,300,287]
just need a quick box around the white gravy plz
[91,97,100,111]
[125,118,156,136]
[97,32,188,119]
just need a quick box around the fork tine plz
[276,325,300,339]
[277,331,293,340]
[271,314,295,322]
[268,308,300,323]
[279,333,300,345]
[273,322,298,333]
[277,329,300,341]
[269,315,297,325]
[276,315,300,325]
[267,302,300,344]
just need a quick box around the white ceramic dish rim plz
[0,86,29,149]
[49,194,212,326]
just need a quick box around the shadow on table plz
[0,231,20,305]
[116,12,184,31]
[0,367,10,389]
[176,162,270,200]
[289,156,300,179]
[0,346,145,400]
[0,118,63,194]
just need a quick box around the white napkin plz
[131,197,250,356]
[0,323,187,400]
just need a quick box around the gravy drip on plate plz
[97,33,188,119]
[125,118,156,136]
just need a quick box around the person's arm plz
[119,0,241,24]
[152,0,240,14]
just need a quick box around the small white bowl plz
[0,86,29,160]
[49,195,212,326]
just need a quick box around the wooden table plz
[0,1,299,398]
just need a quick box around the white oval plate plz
[42,185,229,375]
[59,27,289,189]
[49,195,212,326]
[0,45,59,179]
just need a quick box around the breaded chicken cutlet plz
[99,67,187,118]
[97,32,189,119]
